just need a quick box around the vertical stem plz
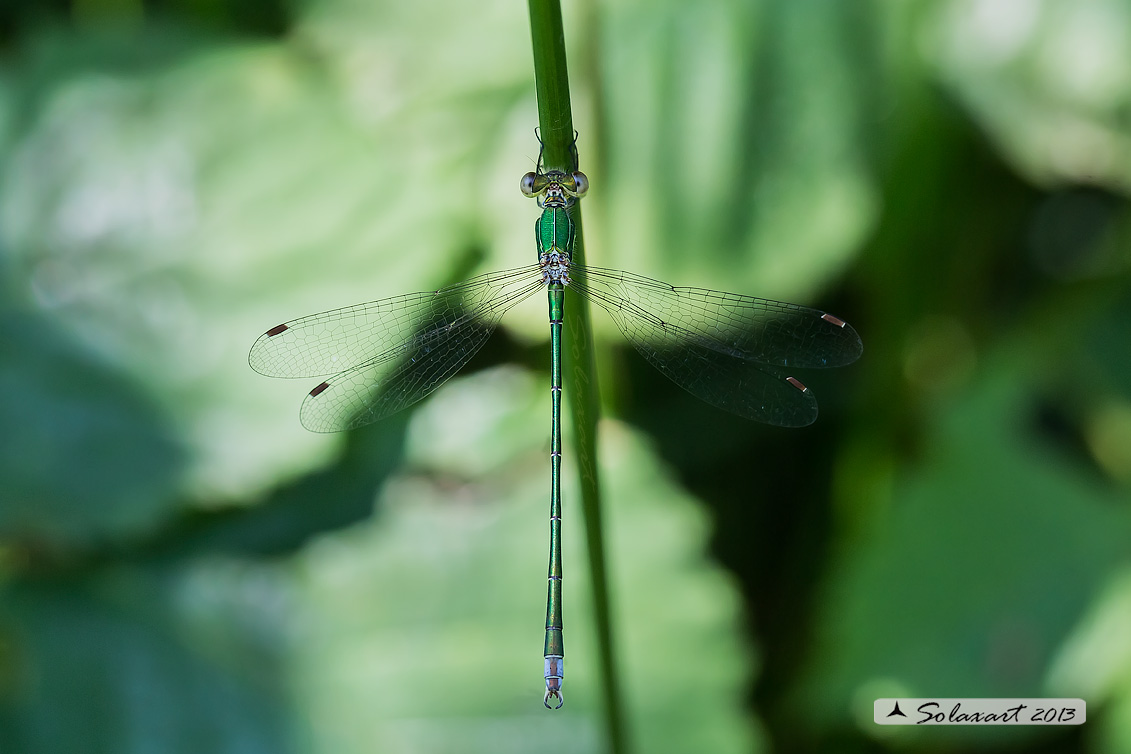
[527,2,628,753]
[527,1,577,173]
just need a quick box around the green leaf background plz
[2,0,1131,752]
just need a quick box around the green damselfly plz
[249,142,862,708]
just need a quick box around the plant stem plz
[527,3,628,753]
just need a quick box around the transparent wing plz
[250,265,545,432]
[570,265,862,427]
[573,265,862,368]
[249,265,543,378]
[299,312,514,432]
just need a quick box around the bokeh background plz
[2,0,1130,752]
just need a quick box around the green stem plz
[526,3,628,753]
[526,1,577,173]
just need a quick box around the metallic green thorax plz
[537,207,574,259]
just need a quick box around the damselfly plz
[249,143,862,708]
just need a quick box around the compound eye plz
[570,171,589,198]
[520,172,539,197]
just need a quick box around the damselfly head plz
[522,169,589,207]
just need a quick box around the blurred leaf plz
[5,1,1131,753]
[0,11,534,507]
[800,355,1131,747]
[0,562,293,754]
[290,366,763,754]
[141,412,409,560]
[596,0,877,300]
[0,305,185,545]
[927,0,1131,192]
